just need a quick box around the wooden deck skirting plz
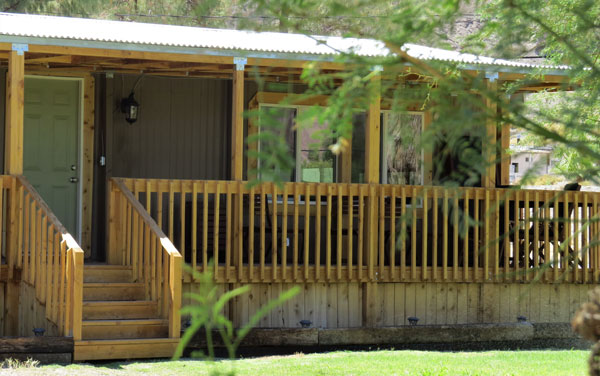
[114,178,600,285]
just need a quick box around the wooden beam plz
[81,75,95,256]
[365,73,381,184]
[231,64,245,180]
[25,55,73,64]
[4,50,24,175]
[482,77,497,188]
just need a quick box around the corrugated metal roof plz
[0,12,569,71]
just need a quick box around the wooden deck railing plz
[110,179,181,338]
[115,178,600,284]
[14,176,84,338]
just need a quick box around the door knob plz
[69,177,79,183]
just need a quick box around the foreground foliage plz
[5,350,588,375]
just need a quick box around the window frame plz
[380,110,425,186]
[257,103,339,183]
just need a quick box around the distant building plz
[510,146,557,183]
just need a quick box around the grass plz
[3,350,589,376]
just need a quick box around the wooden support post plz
[231,58,245,287]
[81,75,95,257]
[483,73,499,275]
[5,48,25,175]
[169,253,182,338]
[363,70,381,327]
[482,74,497,189]
[71,249,84,341]
[4,47,24,336]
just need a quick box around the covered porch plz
[0,12,594,361]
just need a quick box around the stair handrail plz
[110,178,182,338]
[15,175,84,339]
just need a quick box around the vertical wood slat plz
[463,190,469,281]
[432,188,438,281]
[192,181,198,277]
[30,200,36,285]
[214,183,220,277]
[556,192,561,282]
[293,184,299,281]
[326,186,332,280]
[453,190,459,281]
[315,184,322,281]
[422,187,428,281]
[512,190,519,282]
[574,193,580,283]
[45,224,54,318]
[40,216,47,303]
[564,191,570,276]
[249,186,255,281]
[357,186,364,281]
[58,241,66,335]
[17,185,24,268]
[202,182,208,273]
[52,232,60,323]
[443,189,448,281]
[272,184,278,281]
[226,183,232,280]
[339,185,344,281]
[401,187,406,280]
[411,187,417,280]
[378,185,385,279]
[584,193,589,283]
[484,190,489,280]
[544,191,551,282]
[305,184,311,281]
[495,191,500,282]
[523,191,530,281]
[180,182,186,271]
[390,186,396,280]
[473,190,479,281]
[237,182,243,281]
[594,194,599,282]
[533,192,540,275]
[348,185,354,281]
[281,185,288,281]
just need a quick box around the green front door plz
[24,77,80,237]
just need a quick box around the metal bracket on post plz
[485,71,499,83]
[11,43,28,56]
[233,57,247,71]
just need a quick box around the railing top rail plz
[17,175,84,251]
[115,177,597,198]
[112,178,180,258]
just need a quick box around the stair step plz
[84,265,133,283]
[84,283,145,301]
[82,319,168,340]
[83,301,158,320]
[74,338,179,361]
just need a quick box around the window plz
[512,163,519,173]
[381,112,424,185]
[257,104,336,183]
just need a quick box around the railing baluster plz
[378,185,385,280]
[226,183,232,281]
[326,186,332,281]
[574,192,580,283]
[390,186,396,281]
[45,224,53,318]
[305,184,310,281]
[433,188,438,281]
[484,190,489,281]
[423,187,428,281]
[259,183,265,281]
[473,189,479,281]
[202,182,208,274]
[40,215,47,303]
[58,240,66,335]
[348,184,354,281]
[180,181,185,265]
[339,185,344,281]
[249,186,255,282]
[192,181,198,278]
[52,232,60,323]
[411,187,417,281]
[281,185,288,281]
[315,184,322,281]
[533,192,540,275]
[453,189,459,281]
[214,183,221,278]
[272,184,278,281]
[169,181,174,241]
[358,186,364,281]
[30,200,36,285]
[237,182,243,281]
[495,191,500,282]
[463,190,469,282]
[584,193,589,283]
[523,191,530,281]
[293,184,299,281]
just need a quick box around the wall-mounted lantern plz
[121,92,139,124]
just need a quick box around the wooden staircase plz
[73,265,179,361]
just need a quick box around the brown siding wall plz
[109,74,231,180]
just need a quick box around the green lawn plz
[5,350,589,375]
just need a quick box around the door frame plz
[24,75,84,243]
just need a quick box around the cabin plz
[0,12,595,361]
